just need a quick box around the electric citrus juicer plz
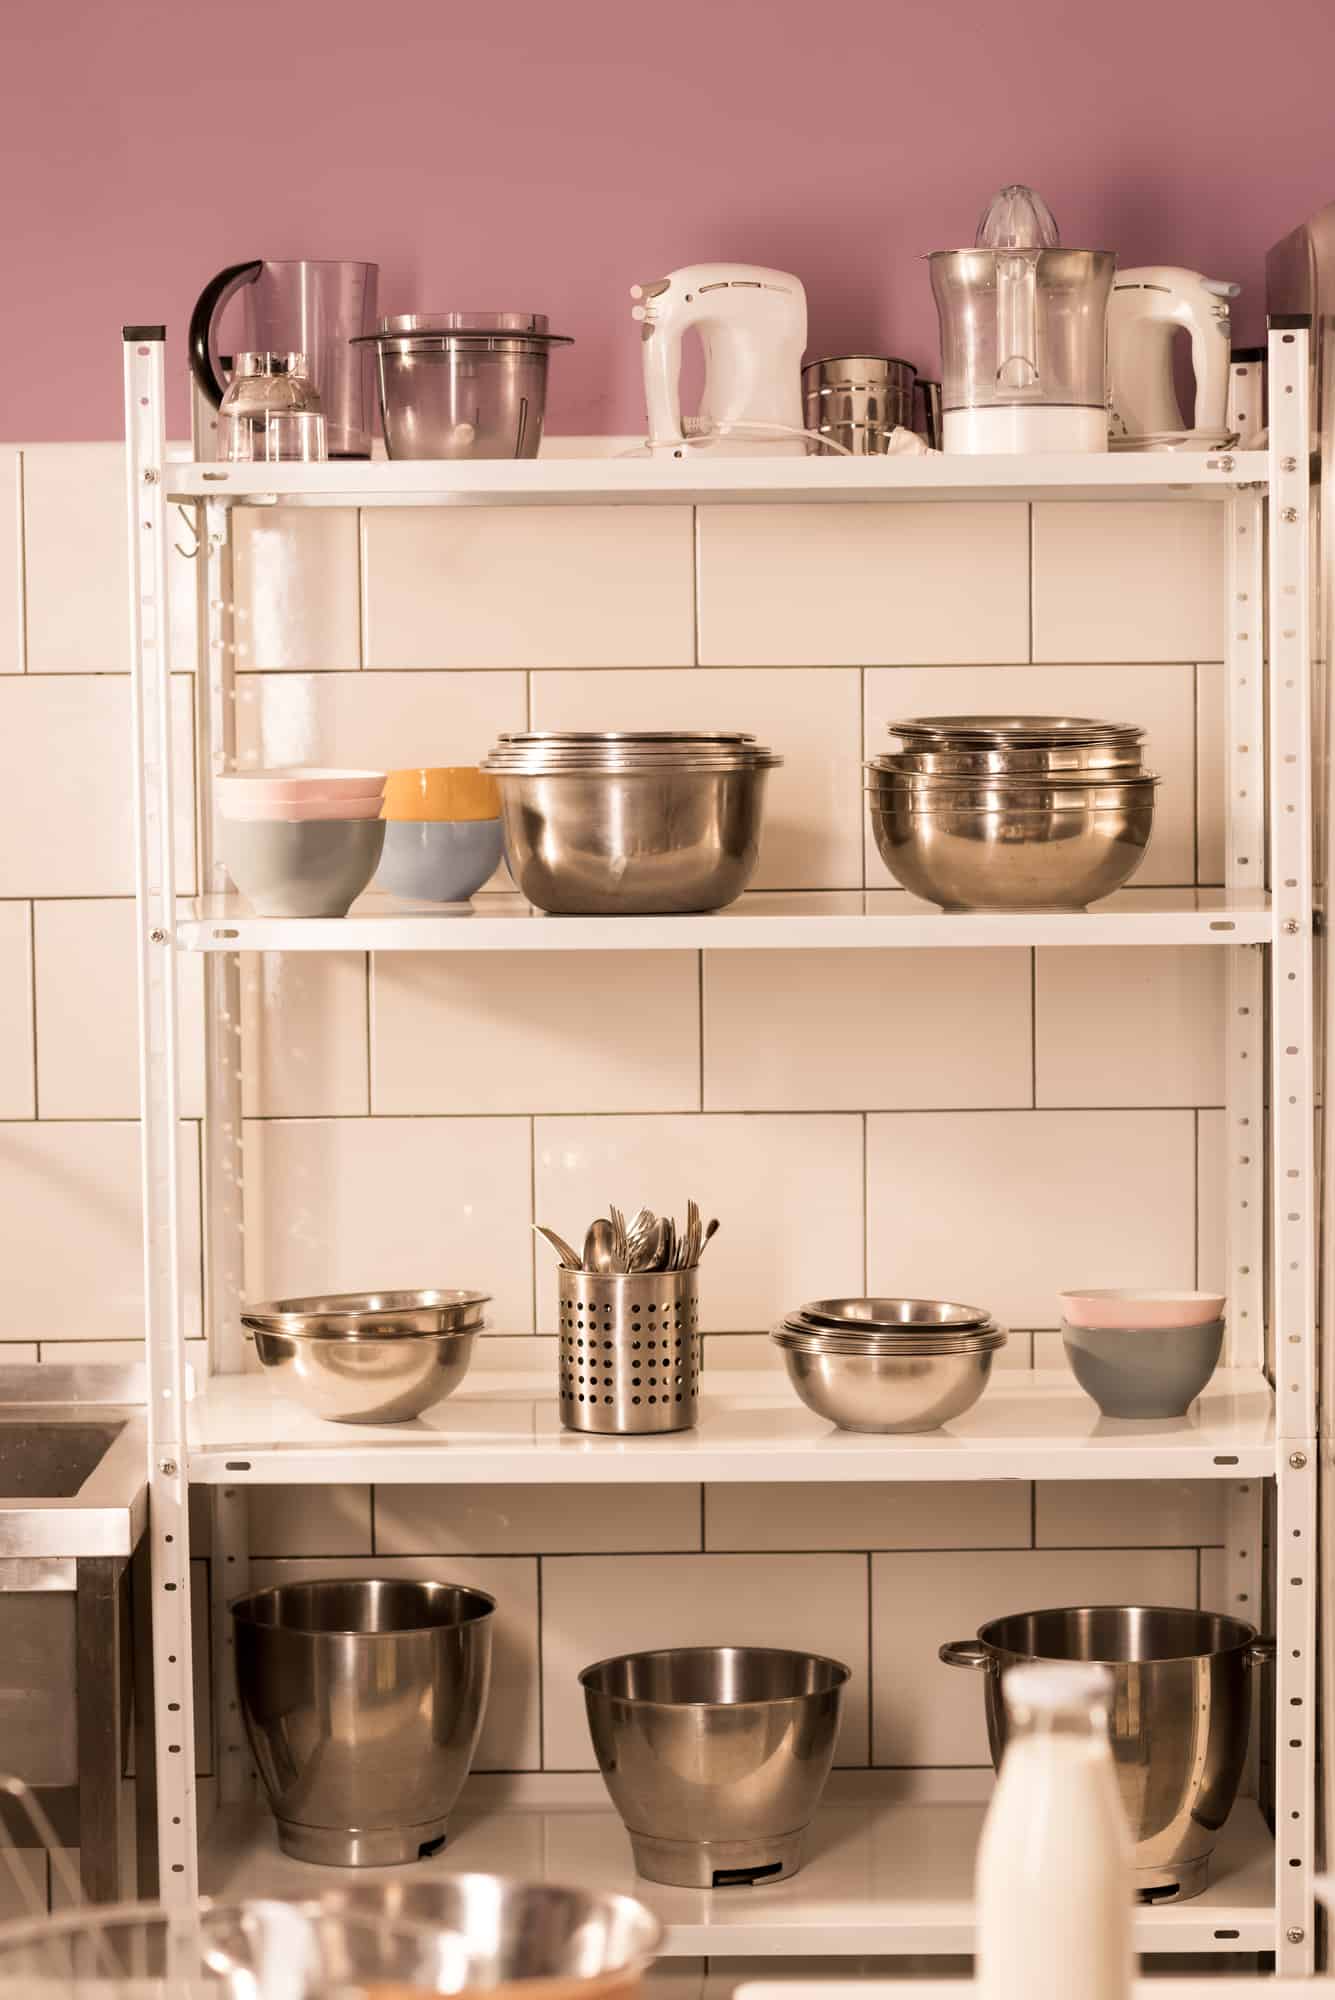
[929,185,1115,453]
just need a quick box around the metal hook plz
[173,505,201,560]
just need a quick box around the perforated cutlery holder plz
[558,1270,701,1434]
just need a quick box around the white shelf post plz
[124,328,198,1900]
[1267,320,1318,1974]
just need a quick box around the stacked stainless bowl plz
[242,1288,489,1423]
[481,731,783,915]
[772,1297,1007,1432]
[866,715,1158,911]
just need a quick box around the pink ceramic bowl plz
[1059,1289,1226,1330]
[222,795,385,822]
[218,767,386,805]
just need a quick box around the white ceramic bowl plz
[218,767,386,805]
[1059,1288,1226,1330]
[222,795,384,822]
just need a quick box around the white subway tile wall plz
[0,452,1234,1801]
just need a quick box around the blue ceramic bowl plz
[376,818,504,903]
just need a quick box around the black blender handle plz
[189,260,263,407]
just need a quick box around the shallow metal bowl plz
[241,1288,490,1335]
[798,1295,991,1329]
[875,742,1145,775]
[868,790,1155,911]
[490,764,778,915]
[776,1318,1006,1357]
[247,1322,478,1424]
[772,1324,1003,1430]
[865,770,1159,810]
[316,1875,663,1987]
[580,1645,849,1887]
[887,713,1143,745]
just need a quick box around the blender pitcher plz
[189,259,379,458]
[929,186,1114,453]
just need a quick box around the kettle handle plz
[189,260,263,408]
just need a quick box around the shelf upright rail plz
[1267,320,1319,1973]
[124,327,198,1901]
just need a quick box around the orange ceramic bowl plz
[383,767,501,822]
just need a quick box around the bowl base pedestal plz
[275,1813,451,1867]
[627,1825,806,1888]
[1135,1851,1210,1903]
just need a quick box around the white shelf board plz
[186,1367,1275,1485]
[173,888,1271,954]
[164,450,1267,508]
[201,1791,1277,1956]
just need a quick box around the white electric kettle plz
[1107,267,1240,449]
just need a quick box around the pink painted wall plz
[2,0,1333,442]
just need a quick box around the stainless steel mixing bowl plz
[881,743,1144,775]
[233,1578,495,1866]
[245,1320,478,1423]
[317,1876,663,1992]
[242,1287,490,1335]
[581,1645,849,1887]
[490,765,778,915]
[799,1296,991,1329]
[940,1605,1275,1900]
[772,1321,1005,1429]
[888,713,1143,744]
[355,312,573,459]
[867,790,1155,911]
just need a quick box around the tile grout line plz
[691,508,701,666]
[697,952,705,1111]
[15,450,27,673]
[1029,948,1037,1109]
[529,1117,539,1334]
[535,1556,545,1770]
[26,899,38,1118]
[865,1550,874,1765]
[1026,503,1034,663]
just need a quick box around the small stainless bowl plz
[799,1296,991,1330]
[776,1319,1006,1357]
[771,1321,1005,1430]
[868,791,1155,911]
[246,1322,479,1424]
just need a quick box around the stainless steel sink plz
[0,1372,146,1561]
[0,1420,128,1500]
[0,1364,152,1905]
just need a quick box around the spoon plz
[631,1216,668,1272]
[533,1223,582,1269]
[699,1217,721,1259]
[584,1217,620,1273]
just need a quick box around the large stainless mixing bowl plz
[772,1321,1005,1430]
[492,766,776,915]
[232,1578,495,1865]
[940,1605,1274,1899]
[868,789,1155,911]
[242,1287,490,1335]
[245,1320,478,1423]
[318,1877,663,1994]
[355,313,573,459]
[580,1645,849,1886]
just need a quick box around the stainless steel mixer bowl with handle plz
[940,1605,1274,1900]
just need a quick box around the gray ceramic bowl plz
[224,817,386,918]
[377,818,504,903]
[1062,1319,1225,1418]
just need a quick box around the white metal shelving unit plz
[123,325,1319,1968]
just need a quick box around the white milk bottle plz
[976,1660,1133,2000]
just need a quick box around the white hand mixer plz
[630,262,810,455]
